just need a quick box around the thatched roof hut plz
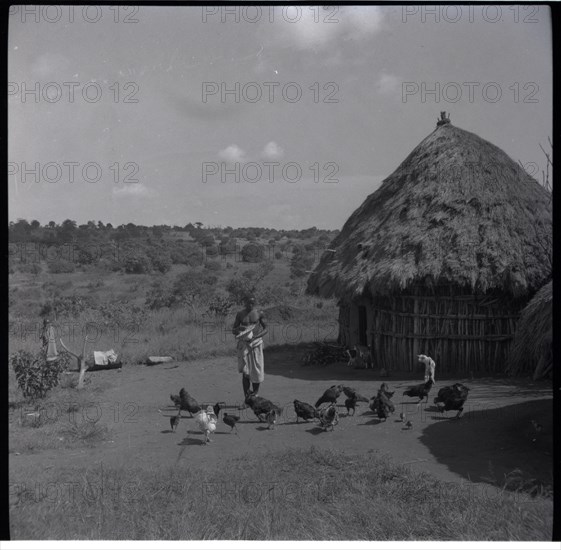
[307,114,552,374]
[508,280,552,380]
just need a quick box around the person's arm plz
[252,312,268,339]
[232,312,242,336]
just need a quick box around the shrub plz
[207,292,234,317]
[123,252,152,274]
[48,259,75,274]
[19,262,42,275]
[274,251,283,260]
[205,261,222,271]
[241,243,264,262]
[148,249,172,273]
[10,350,70,400]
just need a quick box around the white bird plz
[194,406,218,444]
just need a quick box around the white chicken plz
[194,405,218,444]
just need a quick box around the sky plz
[8,5,552,230]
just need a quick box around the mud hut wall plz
[364,288,523,374]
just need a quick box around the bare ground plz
[10,347,553,494]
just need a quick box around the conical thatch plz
[308,121,552,299]
[508,280,552,380]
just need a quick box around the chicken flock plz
[166,371,471,444]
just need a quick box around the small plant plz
[10,350,69,400]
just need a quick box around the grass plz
[9,447,552,540]
[9,375,112,454]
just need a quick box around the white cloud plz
[218,144,247,163]
[265,6,385,51]
[377,73,401,95]
[112,183,155,198]
[261,141,284,160]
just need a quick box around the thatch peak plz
[436,111,451,126]
[308,121,552,299]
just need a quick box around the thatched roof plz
[307,119,552,299]
[508,280,552,380]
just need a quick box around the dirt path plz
[10,350,553,492]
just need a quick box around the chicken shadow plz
[305,426,332,435]
[361,418,385,426]
[419,398,553,493]
[178,436,206,446]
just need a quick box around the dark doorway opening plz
[358,306,368,346]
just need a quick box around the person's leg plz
[251,382,260,395]
[242,375,250,396]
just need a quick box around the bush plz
[19,262,42,275]
[148,249,172,273]
[10,350,70,400]
[205,261,222,271]
[241,243,264,262]
[123,252,152,274]
[48,259,75,274]
[145,281,174,310]
[274,251,283,260]
[207,292,234,317]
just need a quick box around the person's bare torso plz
[237,308,261,327]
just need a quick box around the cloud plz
[261,141,284,160]
[377,73,401,95]
[112,183,155,198]
[264,6,385,50]
[218,144,247,162]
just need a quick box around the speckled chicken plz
[315,385,343,408]
[369,389,395,420]
[379,383,395,399]
[293,400,317,422]
[266,409,280,429]
[318,404,339,431]
[434,383,470,418]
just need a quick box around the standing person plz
[232,295,268,398]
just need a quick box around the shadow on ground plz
[264,348,552,401]
[418,398,553,493]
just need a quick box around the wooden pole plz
[59,337,89,390]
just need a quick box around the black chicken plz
[170,393,181,408]
[179,388,201,417]
[213,402,226,416]
[315,384,343,408]
[293,400,317,422]
[318,404,338,431]
[345,395,358,415]
[342,386,369,402]
[434,383,470,418]
[403,379,434,404]
[245,392,282,422]
[169,410,181,432]
[223,412,240,434]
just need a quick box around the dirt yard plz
[10,347,553,495]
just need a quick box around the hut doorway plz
[358,306,368,346]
